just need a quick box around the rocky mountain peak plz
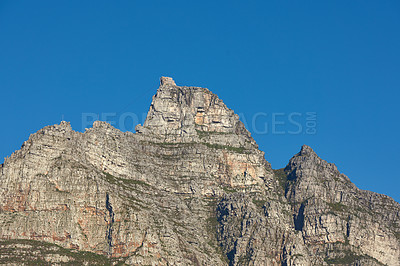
[286,144,339,179]
[160,76,176,86]
[59,121,72,129]
[299,144,316,156]
[137,77,254,146]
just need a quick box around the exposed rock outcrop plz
[282,145,400,265]
[0,77,399,265]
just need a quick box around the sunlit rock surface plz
[1,77,399,265]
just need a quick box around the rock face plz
[282,145,400,265]
[0,77,399,265]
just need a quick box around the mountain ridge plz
[0,77,399,265]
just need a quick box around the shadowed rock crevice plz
[105,193,114,255]
[294,203,305,231]
[226,240,237,266]
[281,245,288,266]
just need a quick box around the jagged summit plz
[160,76,176,86]
[138,77,254,146]
[59,121,71,128]
[299,144,315,155]
[286,144,340,181]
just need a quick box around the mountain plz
[1,77,399,265]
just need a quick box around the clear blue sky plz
[1,1,399,202]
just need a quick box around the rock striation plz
[0,77,399,265]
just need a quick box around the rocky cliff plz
[0,77,399,265]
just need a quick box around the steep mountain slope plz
[0,77,399,265]
[281,145,400,265]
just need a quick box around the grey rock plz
[0,77,399,265]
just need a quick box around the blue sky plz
[1,1,399,202]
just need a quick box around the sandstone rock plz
[0,78,399,265]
